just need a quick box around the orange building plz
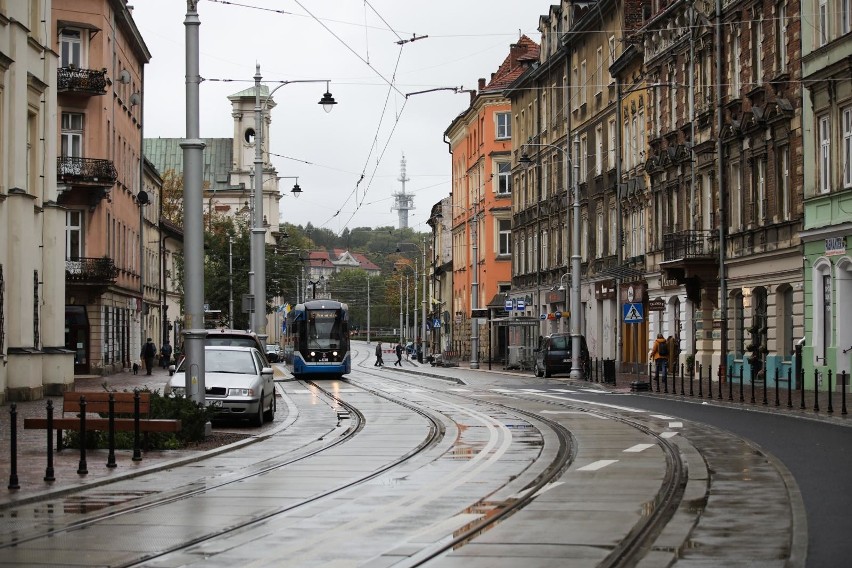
[443,37,539,365]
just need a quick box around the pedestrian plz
[160,340,173,368]
[666,335,678,377]
[374,342,384,367]
[141,337,157,376]
[394,342,403,366]
[651,333,669,389]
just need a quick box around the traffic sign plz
[623,302,644,323]
[517,299,526,310]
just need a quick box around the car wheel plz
[253,394,265,426]
[264,391,276,422]
[534,363,543,378]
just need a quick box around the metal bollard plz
[132,389,142,461]
[8,403,20,490]
[681,363,685,396]
[739,366,745,403]
[698,363,704,398]
[728,365,734,401]
[107,393,117,468]
[813,369,820,412]
[827,370,834,414]
[689,363,694,397]
[45,400,55,482]
[800,364,806,410]
[762,369,769,406]
[774,367,780,407]
[718,365,723,400]
[77,396,88,475]
[672,361,677,395]
[787,367,793,409]
[750,366,756,404]
[842,371,848,415]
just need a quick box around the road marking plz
[580,388,606,393]
[550,389,577,393]
[651,414,676,420]
[518,388,548,393]
[660,431,679,439]
[448,388,470,392]
[539,394,647,413]
[507,481,565,501]
[489,389,515,393]
[577,459,619,471]
[668,421,683,429]
[623,443,656,453]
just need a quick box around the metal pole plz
[570,134,582,379]
[422,238,428,361]
[252,65,267,339]
[399,277,403,345]
[471,212,480,369]
[405,275,410,343]
[614,79,623,369]
[228,237,234,326]
[181,0,207,403]
[716,0,729,378]
[366,276,371,343]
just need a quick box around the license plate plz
[562,358,570,363]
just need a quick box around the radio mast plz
[391,153,415,229]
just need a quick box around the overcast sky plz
[131,1,547,235]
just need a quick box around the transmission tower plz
[391,153,415,229]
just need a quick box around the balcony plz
[660,230,719,287]
[66,258,119,286]
[57,157,117,187]
[57,67,108,96]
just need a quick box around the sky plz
[130,0,548,235]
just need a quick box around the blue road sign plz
[623,302,644,323]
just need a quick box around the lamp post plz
[250,65,336,338]
[228,236,234,327]
[520,135,581,378]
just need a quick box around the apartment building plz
[0,0,74,402]
[800,0,852,382]
[444,36,539,365]
[55,0,151,375]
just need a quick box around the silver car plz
[167,346,275,426]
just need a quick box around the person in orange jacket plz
[650,333,669,390]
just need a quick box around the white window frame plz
[66,211,83,260]
[580,135,588,180]
[496,161,512,195]
[843,0,852,34]
[596,211,604,257]
[580,60,587,106]
[542,229,549,270]
[596,47,603,96]
[819,115,831,194]
[496,112,511,139]
[498,219,511,255]
[595,123,603,175]
[59,29,83,68]
[609,207,617,255]
[733,29,742,96]
[779,145,791,220]
[819,0,829,46]
[777,1,788,73]
[608,118,616,170]
[753,7,763,83]
[843,106,852,188]
[757,159,767,221]
[61,112,84,158]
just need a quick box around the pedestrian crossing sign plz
[623,302,644,323]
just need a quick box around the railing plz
[57,67,108,95]
[662,230,717,262]
[57,157,117,185]
[66,258,119,284]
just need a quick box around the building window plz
[819,115,831,194]
[596,211,604,257]
[779,286,794,359]
[777,146,791,220]
[757,158,766,222]
[66,211,83,260]
[61,112,84,158]
[624,118,632,170]
[843,106,852,188]
[609,207,617,255]
[777,1,788,73]
[581,216,589,261]
[580,60,587,106]
[542,230,549,270]
[497,161,512,195]
[752,7,763,84]
[595,123,603,175]
[609,35,616,64]
[843,0,851,34]
[498,219,511,256]
[542,160,549,199]
[572,65,579,111]
[732,28,742,95]
[59,29,82,68]
[580,135,588,180]
[596,47,603,96]
[496,112,511,139]
[608,118,616,170]
[819,0,829,45]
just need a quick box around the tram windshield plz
[308,310,343,349]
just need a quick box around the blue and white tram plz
[285,299,351,378]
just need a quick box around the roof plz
[480,35,540,93]
[143,138,236,191]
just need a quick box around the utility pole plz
[470,210,480,369]
[251,65,267,340]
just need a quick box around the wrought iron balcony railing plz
[662,230,718,262]
[66,257,119,284]
[57,67,108,95]
[57,157,118,186]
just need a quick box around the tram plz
[285,299,351,378]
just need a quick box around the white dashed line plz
[623,443,656,453]
[668,421,683,429]
[660,431,679,439]
[577,460,619,471]
[651,414,676,420]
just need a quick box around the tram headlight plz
[310,351,316,357]
[333,351,338,357]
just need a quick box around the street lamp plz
[250,65,336,338]
[519,134,582,379]
[397,242,426,360]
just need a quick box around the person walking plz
[160,340,173,369]
[394,342,403,366]
[651,333,669,391]
[141,337,157,376]
[374,342,384,367]
[666,335,679,379]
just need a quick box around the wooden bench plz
[24,391,181,449]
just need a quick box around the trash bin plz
[603,359,616,384]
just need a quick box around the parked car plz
[169,329,271,375]
[533,333,591,379]
[265,344,281,363]
[167,345,275,426]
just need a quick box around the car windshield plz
[178,349,257,374]
[550,336,570,350]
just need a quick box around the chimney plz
[478,78,486,90]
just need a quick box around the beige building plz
[55,0,151,375]
[0,0,73,402]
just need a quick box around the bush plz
[63,389,219,451]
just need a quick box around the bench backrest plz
[63,392,151,416]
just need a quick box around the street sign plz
[504,299,514,311]
[649,298,666,311]
[471,308,488,319]
[623,302,644,323]
[517,299,526,310]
